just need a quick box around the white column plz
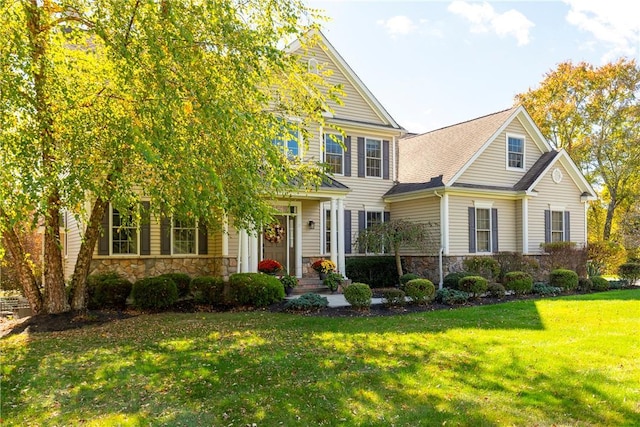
[249,232,259,273]
[337,198,345,275]
[221,215,229,257]
[522,198,529,254]
[441,193,450,255]
[330,197,338,267]
[240,230,249,273]
[295,212,303,277]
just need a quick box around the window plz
[324,134,344,174]
[476,208,491,253]
[324,210,332,254]
[365,138,382,177]
[551,211,564,242]
[274,127,300,160]
[366,211,384,253]
[173,218,197,254]
[112,207,138,255]
[507,135,524,169]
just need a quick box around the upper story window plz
[365,138,382,177]
[274,126,300,160]
[173,218,197,254]
[112,206,138,255]
[507,134,525,170]
[551,211,564,242]
[475,208,492,253]
[324,134,344,175]
[308,58,319,74]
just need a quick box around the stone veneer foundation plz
[90,256,236,282]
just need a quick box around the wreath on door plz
[264,222,285,243]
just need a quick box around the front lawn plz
[2,289,639,426]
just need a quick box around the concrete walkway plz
[286,293,383,308]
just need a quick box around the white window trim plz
[365,209,385,254]
[171,217,199,256]
[323,207,332,255]
[506,133,526,171]
[365,137,383,179]
[110,205,140,256]
[550,210,565,242]
[475,207,492,253]
[324,133,344,176]
[274,124,303,160]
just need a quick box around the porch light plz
[308,220,315,230]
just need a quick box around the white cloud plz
[377,15,418,37]
[564,0,640,60]
[448,1,534,46]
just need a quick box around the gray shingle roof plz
[397,106,519,185]
[320,176,349,190]
[513,151,559,191]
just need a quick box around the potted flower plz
[279,274,298,296]
[323,272,344,293]
[258,259,283,275]
[311,258,336,279]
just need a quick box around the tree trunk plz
[603,199,617,241]
[394,243,403,283]
[70,197,109,312]
[43,191,69,314]
[0,222,43,314]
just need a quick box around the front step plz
[291,278,329,295]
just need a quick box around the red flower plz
[258,259,283,274]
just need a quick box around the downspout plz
[434,191,444,289]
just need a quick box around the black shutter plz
[491,208,499,253]
[383,140,390,180]
[468,207,476,253]
[98,203,110,255]
[198,222,208,255]
[544,210,551,244]
[358,210,365,253]
[161,216,171,255]
[140,201,151,255]
[357,137,365,177]
[344,136,352,177]
[564,211,571,242]
[344,210,352,254]
[384,211,391,223]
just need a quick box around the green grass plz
[2,289,640,426]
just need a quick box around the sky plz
[306,0,640,134]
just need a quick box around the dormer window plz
[507,134,525,170]
[308,58,319,74]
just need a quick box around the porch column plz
[522,198,529,254]
[239,230,249,273]
[330,197,338,267]
[295,212,303,277]
[249,232,259,273]
[337,198,345,275]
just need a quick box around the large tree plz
[516,59,640,242]
[0,0,342,314]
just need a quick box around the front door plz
[263,215,295,274]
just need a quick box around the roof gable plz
[288,30,403,130]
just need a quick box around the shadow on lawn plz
[3,289,639,426]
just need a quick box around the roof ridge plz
[402,105,518,140]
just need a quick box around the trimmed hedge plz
[159,273,191,298]
[228,273,284,307]
[345,256,403,288]
[344,282,373,309]
[504,271,534,295]
[578,277,593,292]
[549,269,579,291]
[381,289,406,308]
[618,262,640,285]
[190,276,225,305]
[132,276,178,310]
[400,273,420,286]
[443,272,471,290]
[405,278,436,305]
[590,276,610,292]
[86,272,132,310]
[487,282,506,299]
[436,288,470,305]
[532,283,563,296]
[457,275,488,298]
[463,256,500,281]
[284,293,328,311]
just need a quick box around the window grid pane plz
[366,211,383,253]
[476,208,491,253]
[112,208,138,255]
[508,136,524,168]
[173,219,197,254]
[325,134,343,174]
[366,139,382,177]
[552,211,564,242]
[325,210,331,254]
